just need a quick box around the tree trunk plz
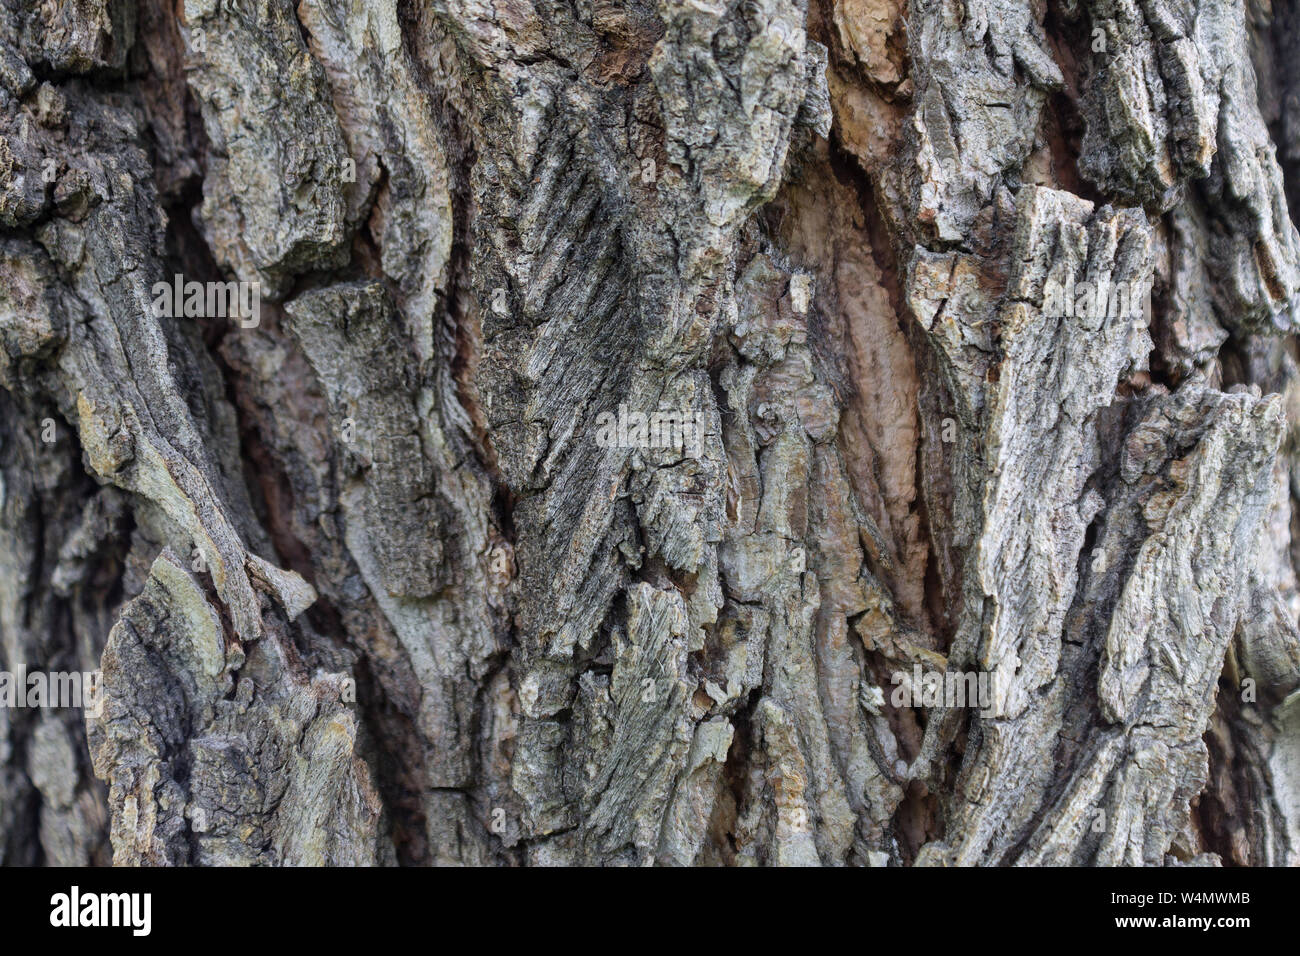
[0,0,1298,867]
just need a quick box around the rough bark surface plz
[0,0,1298,866]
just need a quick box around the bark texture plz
[0,0,1299,866]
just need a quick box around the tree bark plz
[0,0,1298,866]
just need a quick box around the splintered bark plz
[0,0,1298,867]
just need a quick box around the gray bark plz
[0,0,1298,866]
